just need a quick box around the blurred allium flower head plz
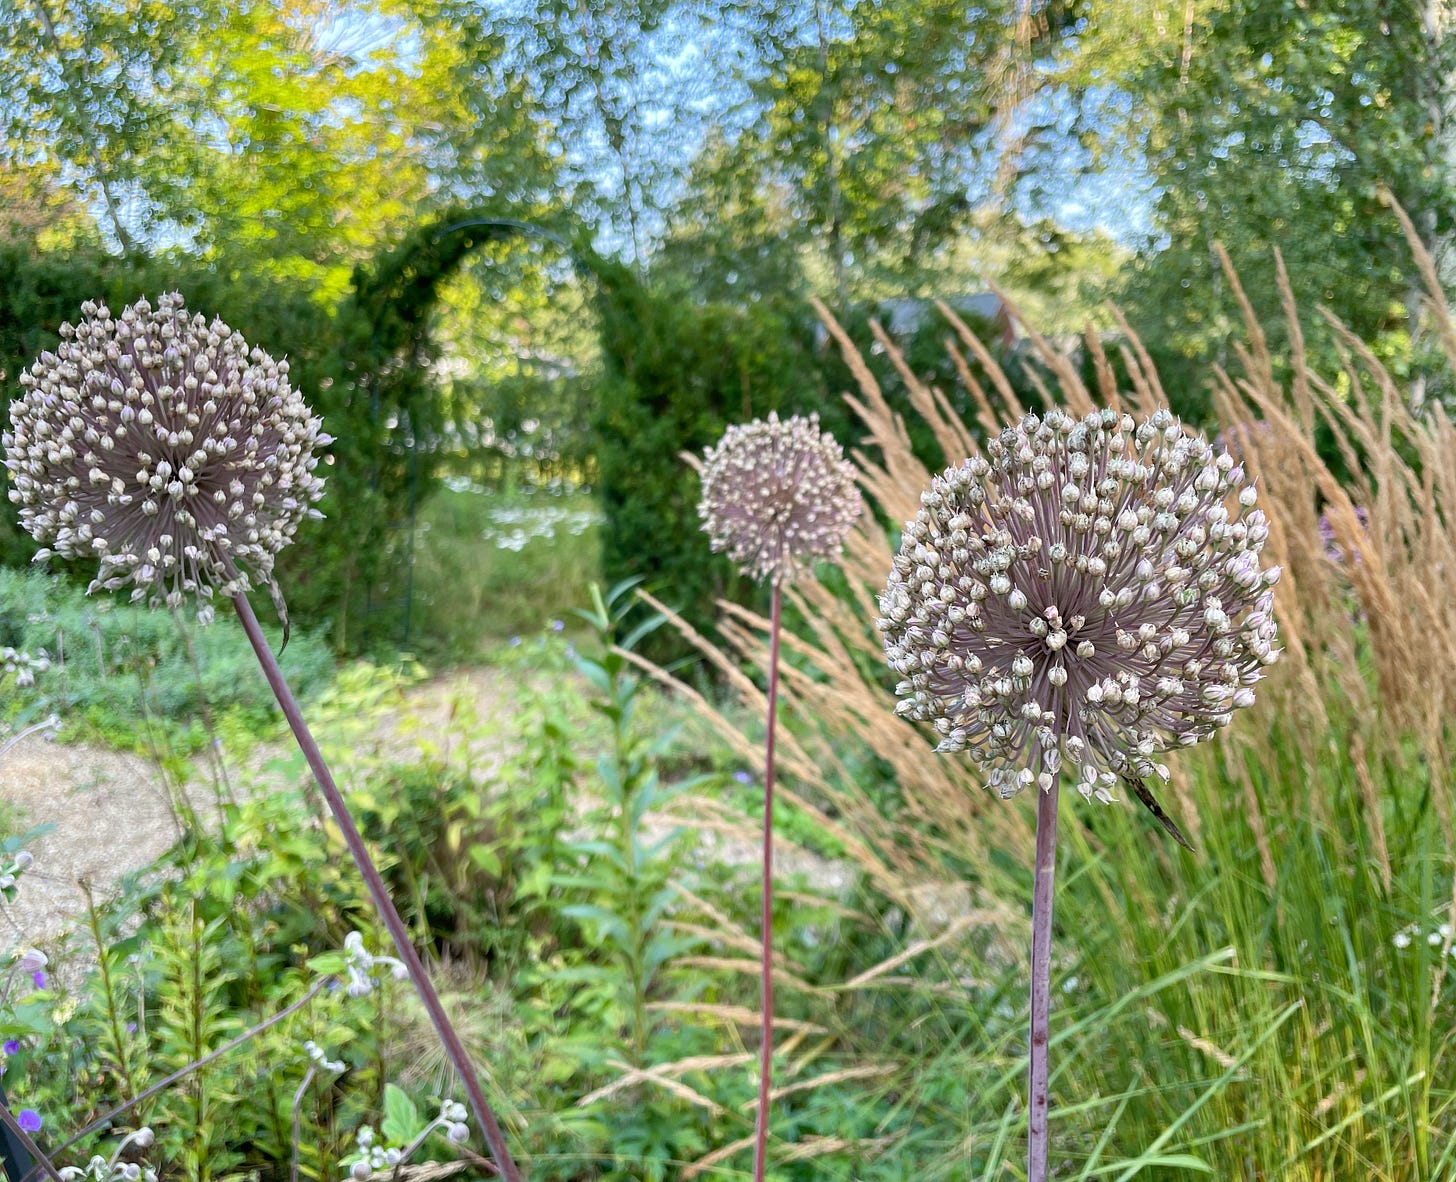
[698,411,861,585]
[3,294,330,625]
[880,408,1282,803]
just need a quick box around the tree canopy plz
[3,0,1453,647]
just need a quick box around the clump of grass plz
[631,225,1455,1177]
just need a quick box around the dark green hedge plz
[589,269,1027,658]
[2,224,1028,661]
[0,241,422,647]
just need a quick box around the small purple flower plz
[31,971,46,989]
[125,1022,138,1034]
[509,636,522,647]
[17,1109,41,1133]
[2,1040,18,1055]
[733,770,754,786]
[551,619,565,632]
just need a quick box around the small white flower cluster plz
[347,1101,471,1180]
[3,294,331,624]
[303,1039,346,1073]
[343,931,409,997]
[0,851,34,892]
[881,408,1282,802]
[58,1128,156,1182]
[1392,921,1454,954]
[698,412,862,586]
[1,647,49,689]
[479,502,601,552]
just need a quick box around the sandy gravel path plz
[1,667,517,948]
[1,664,854,962]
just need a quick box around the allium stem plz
[751,583,783,1182]
[1027,778,1060,1182]
[230,591,523,1182]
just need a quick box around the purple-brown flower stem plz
[230,591,522,1182]
[751,583,784,1182]
[1027,777,1060,1182]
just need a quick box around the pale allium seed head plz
[3,294,330,625]
[698,412,861,585]
[879,408,1282,803]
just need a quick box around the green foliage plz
[838,710,1456,1180]
[0,567,332,752]
[1097,0,1456,396]
[303,206,600,651]
[590,272,832,656]
[14,581,1450,1179]
[344,660,582,970]
[15,778,390,1180]
[0,0,556,284]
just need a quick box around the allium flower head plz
[3,294,330,625]
[880,408,1281,804]
[698,412,861,585]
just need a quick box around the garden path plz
[3,666,851,967]
[1,667,518,951]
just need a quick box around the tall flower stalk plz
[697,412,860,1182]
[3,296,523,1182]
[879,408,1281,1179]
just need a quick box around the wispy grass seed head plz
[3,294,330,624]
[880,408,1282,802]
[698,411,861,585]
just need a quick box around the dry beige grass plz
[638,208,1456,933]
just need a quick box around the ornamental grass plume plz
[697,411,860,1182]
[879,406,1281,1181]
[2,295,523,1182]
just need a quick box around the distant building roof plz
[878,294,1012,342]
[814,293,1017,352]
